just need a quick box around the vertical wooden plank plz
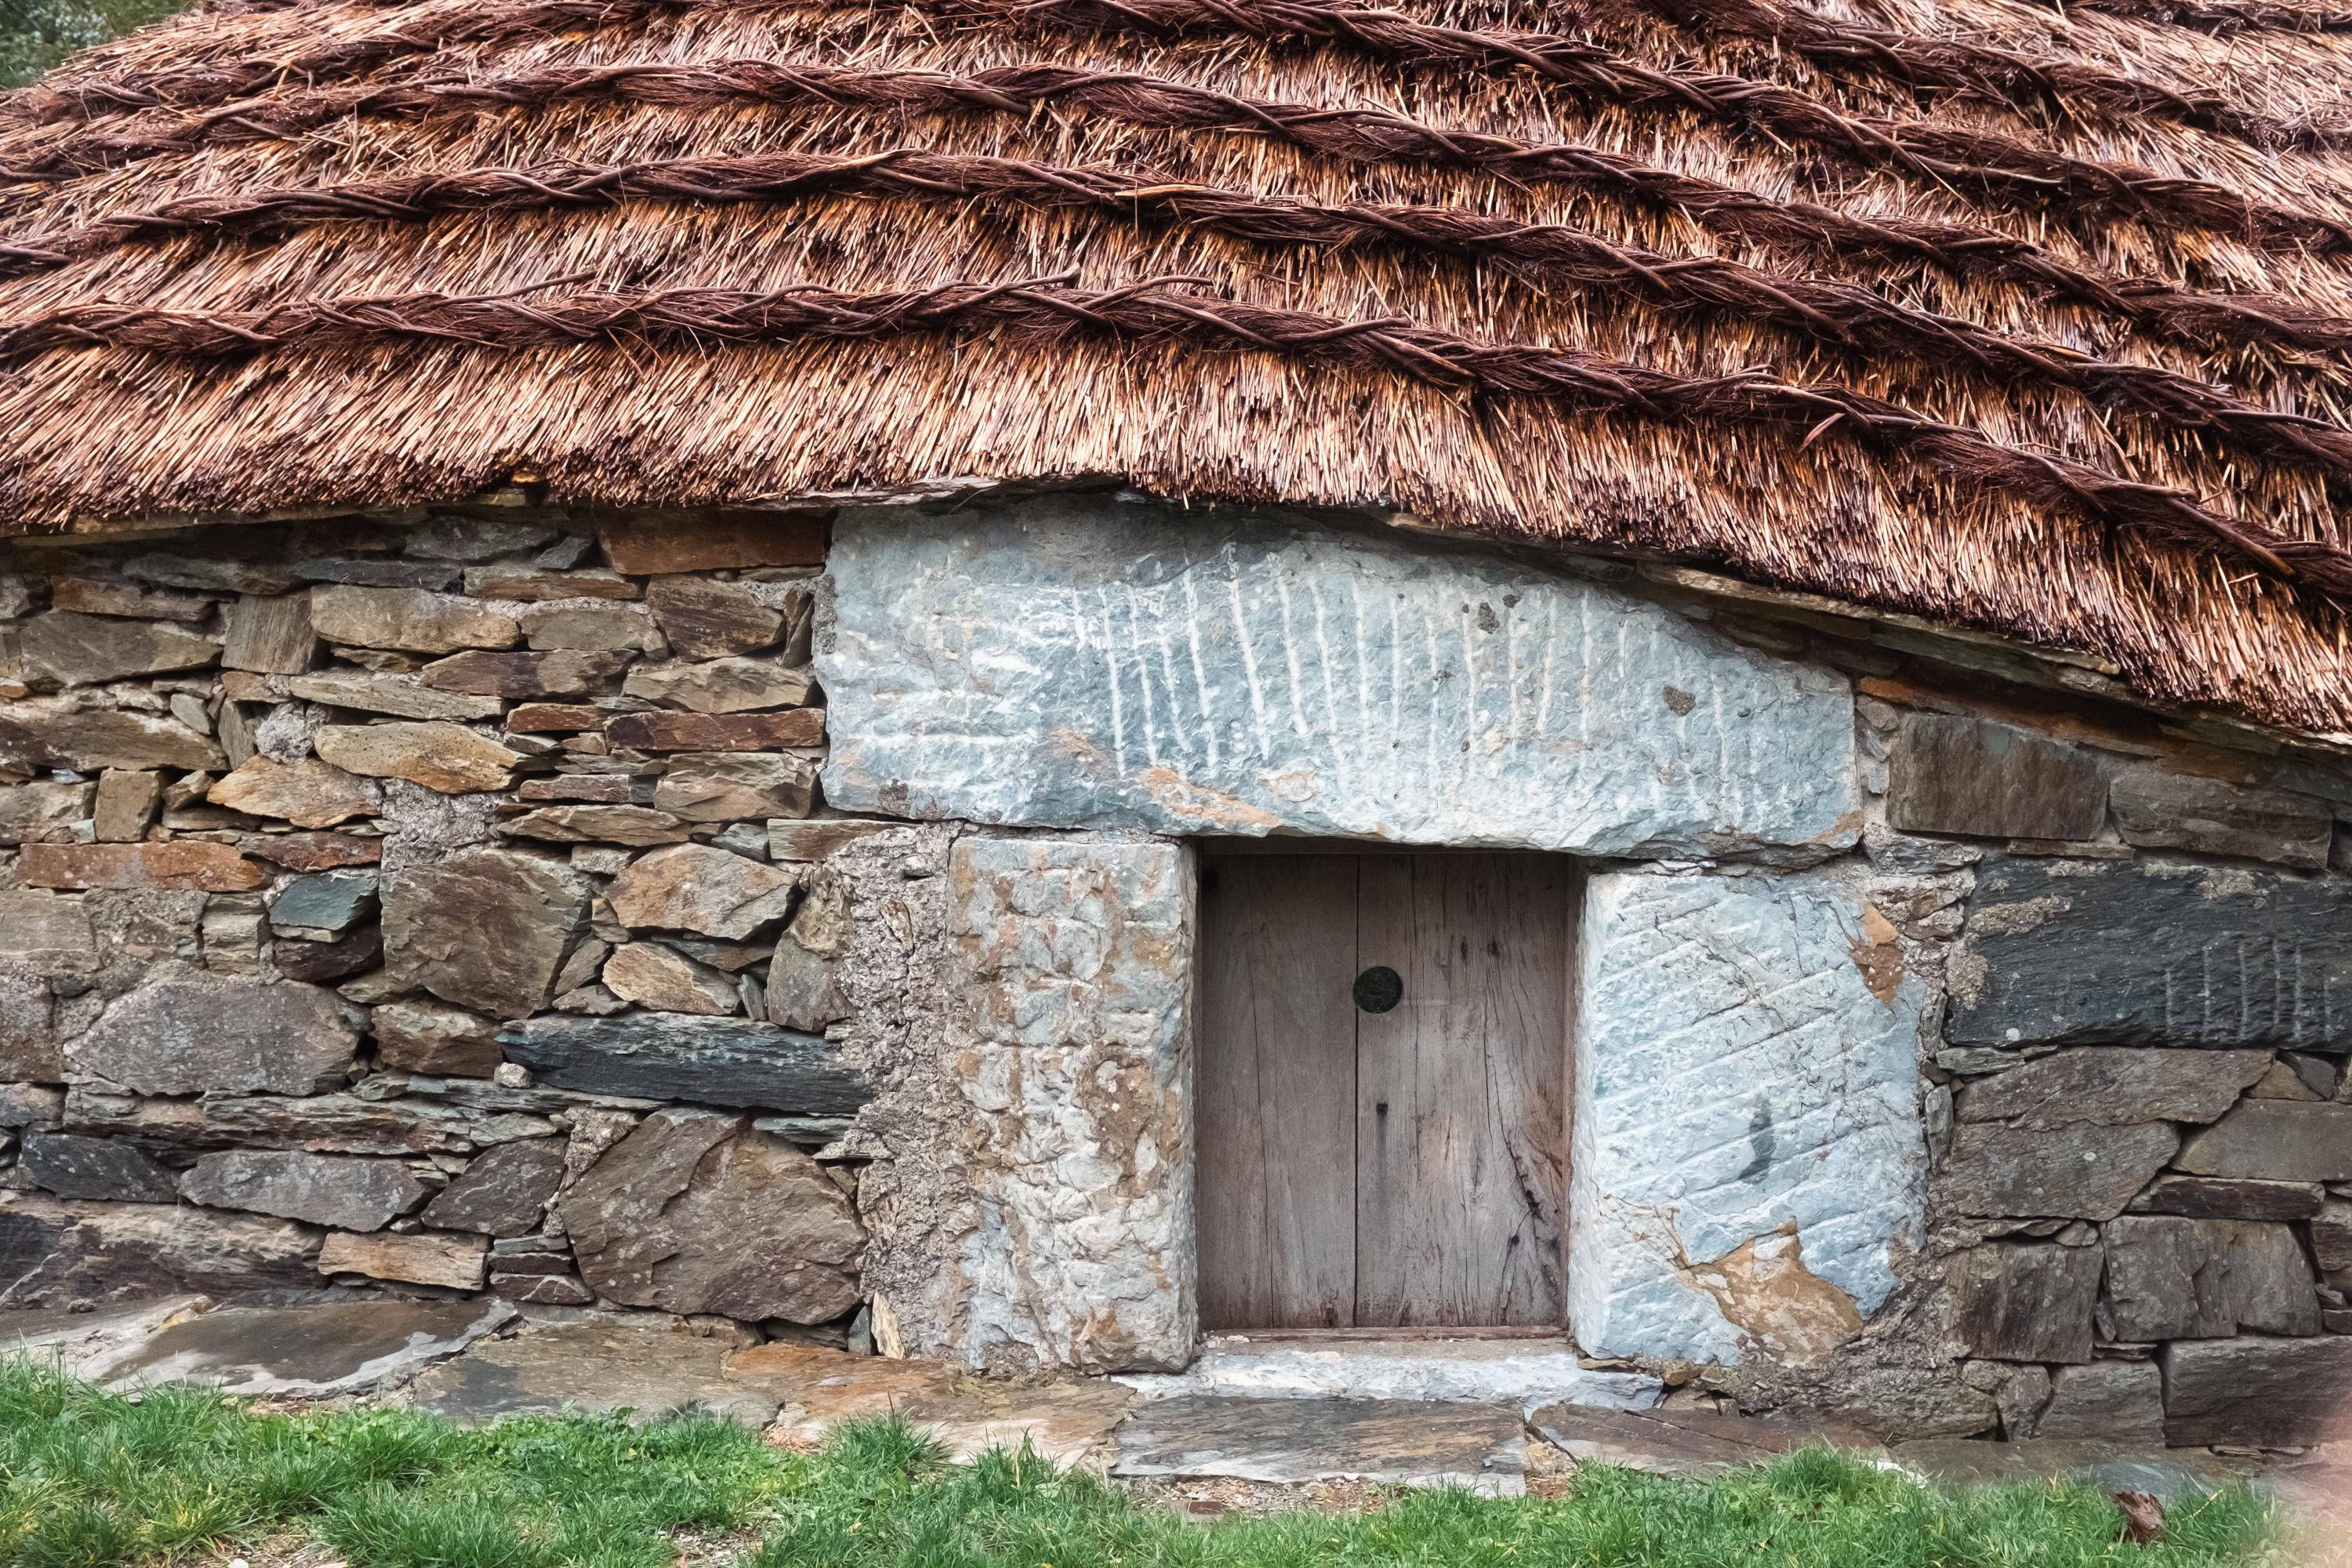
[1195,854,1361,1328]
[1356,853,1571,1327]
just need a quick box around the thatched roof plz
[7,1,2352,735]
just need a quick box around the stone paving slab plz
[1120,1335,1661,1414]
[0,1295,211,1380]
[1532,1401,1875,1477]
[1110,1395,1529,1496]
[728,1342,1137,1466]
[406,1316,781,1426]
[1887,1438,2261,1501]
[87,1296,517,1398]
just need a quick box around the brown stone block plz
[1952,1241,2101,1363]
[19,610,220,687]
[505,704,607,733]
[599,513,826,574]
[2130,1175,2325,1221]
[463,568,638,601]
[90,769,162,842]
[49,575,214,621]
[222,593,319,674]
[0,705,223,771]
[1886,714,2107,841]
[421,649,632,697]
[1955,1048,2268,1131]
[606,709,822,752]
[316,723,521,793]
[209,756,377,828]
[310,585,520,654]
[497,804,690,846]
[518,774,634,804]
[372,998,503,1077]
[317,1229,488,1290]
[239,831,383,870]
[19,840,266,892]
[644,578,782,659]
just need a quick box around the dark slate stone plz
[1942,1122,2178,1220]
[0,1195,318,1308]
[1946,858,2352,1048]
[270,873,379,938]
[2103,1217,2319,1340]
[1886,715,2106,842]
[18,1131,180,1203]
[499,1014,870,1114]
[273,925,383,983]
[1951,1242,2101,1363]
[2110,766,2334,870]
[2161,1336,2352,1446]
[419,1139,565,1237]
[2129,1175,2326,1221]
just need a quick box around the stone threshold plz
[1116,1333,1664,1414]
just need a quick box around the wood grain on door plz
[1355,854,1570,1326]
[1196,851,1571,1329]
[1195,855,1360,1329]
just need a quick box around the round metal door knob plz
[1353,965,1403,1014]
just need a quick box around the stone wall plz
[2,508,967,1355]
[7,489,2352,1443]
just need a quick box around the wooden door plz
[1196,850,1572,1330]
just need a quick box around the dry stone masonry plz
[4,491,2351,1448]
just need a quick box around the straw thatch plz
[7,1,2352,734]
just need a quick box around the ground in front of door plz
[10,1295,2347,1532]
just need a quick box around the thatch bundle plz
[7,0,2352,733]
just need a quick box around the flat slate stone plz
[1532,1403,1871,1476]
[2110,765,2334,870]
[731,1342,1137,1465]
[500,1012,867,1112]
[1886,714,2106,841]
[66,972,357,1095]
[84,1298,514,1398]
[1110,1394,1528,1495]
[2103,1217,2320,1339]
[19,1131,180,1203]
[1952,1241,2101,1363]
[1941,1122,2179,1220]
[1956,1048,2269,1129]
[270,873,379,938]
[1947,857,2352,1048]
[0,1196,320,1307]
[419,1139,565,1236]
[822,500,1857,856]
[556,1109,863,1322]
[408,1316,783,1426]
[2130,1175,2326,1221]
[1889,1439,2254,1502]
[2177,1100,2352,1183]
[1568,870,1925,1362]
[179,1149,430,1231]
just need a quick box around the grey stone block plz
[1946,858,2352,1049]
[1886,714,2105,841]
[270,873,378,938]
[179,1149,430,1232]
[1567,871,1926,1363]
[2177,1101,2352,1183]
[1955,1048,2267,1130]
[822,500,1857,856]
[419,1139,565,1237]
[2103,1217,2319,1340]
[2034,1361,2165,1442]
[19,1131,180,1203]
[0,1194,319,1307]
[1942,1122,2179,1220]
[2161,1336,2352,1446]
[65,971,357,1096]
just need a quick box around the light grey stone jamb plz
[1569,869,1929,1365]
[942,832,1197,1374]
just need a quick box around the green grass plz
[0,1356,2296,1568]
